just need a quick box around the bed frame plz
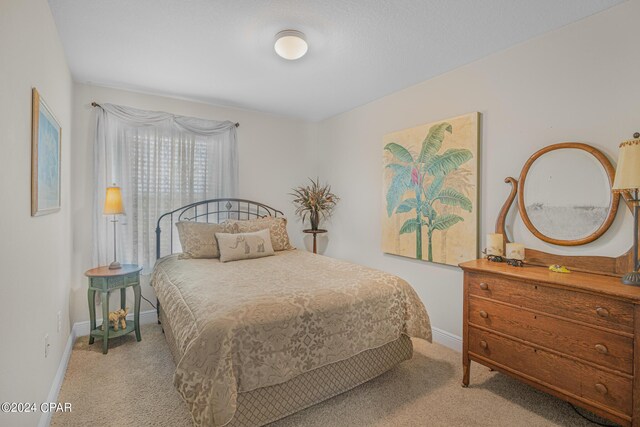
[153,198,417,426]
[154,198,284,321]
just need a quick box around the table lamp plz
[612,133,640,285]
[104,185,125,270]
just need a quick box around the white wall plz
[0,1,73,426]
[316,0,639,340]
[70,84,317,324]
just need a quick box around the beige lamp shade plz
[103,186,125,215]
[612,138,640,191]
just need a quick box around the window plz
[94,104,238,270]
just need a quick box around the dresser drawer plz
[468,297,633,374]
[467,272,634,333]
[468,327,633,416]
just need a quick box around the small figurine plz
[549,264,571,273]
[100,307,129,331]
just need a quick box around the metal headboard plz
[155,198,284,260]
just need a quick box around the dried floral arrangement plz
[291,178,339,230]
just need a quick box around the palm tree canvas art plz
[382,113,479,266]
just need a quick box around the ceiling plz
[49,0,624,121]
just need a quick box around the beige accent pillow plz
[216,229,275,263]
[176,221,238,259]
[224,217,294,251]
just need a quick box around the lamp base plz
[108,261,122,270]
[621,271,640,286]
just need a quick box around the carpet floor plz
[52,324,614,427]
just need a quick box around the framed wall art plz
[31,88,61,216]
[382,112,479,266]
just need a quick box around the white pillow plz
[215,228,275,263]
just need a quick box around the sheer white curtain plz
[93,103,238,271]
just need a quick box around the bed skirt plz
[159,306,413,427]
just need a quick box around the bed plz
[151,199,432,427]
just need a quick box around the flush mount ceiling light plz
[274,30,308,60]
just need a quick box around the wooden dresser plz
[460,259,640,426]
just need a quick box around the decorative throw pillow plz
[176,221,238,259]
[223,217,294,251]
[216,229,275,263]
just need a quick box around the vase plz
[309,210,320,231]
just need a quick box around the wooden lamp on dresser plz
[460,141,640,426]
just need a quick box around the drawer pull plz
[479,310,489,319]
[595,383,608,395]
[479,282,489,290]
[595,307,610,318]
[594,344,608,354]
[479,340,488,349]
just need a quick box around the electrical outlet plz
[57,311,62,333]
[44,334,50,358]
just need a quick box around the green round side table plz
[85,264,142,354]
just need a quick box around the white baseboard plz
[431,326,462,352]
[37,327,76,427]
[72,309,158,337]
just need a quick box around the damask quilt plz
[151,250,431,427]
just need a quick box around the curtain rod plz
[91,102,240,127]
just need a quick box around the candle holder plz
[483,249,523,266]
[505,258,524,267]
[482,249,504,263]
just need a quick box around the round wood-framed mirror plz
[517,142,620,246]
